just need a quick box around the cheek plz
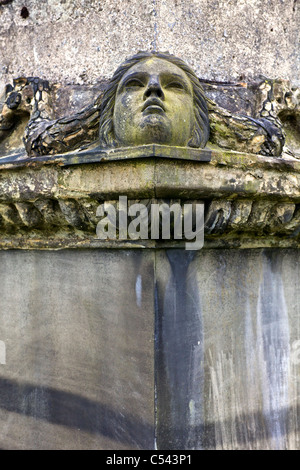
[114,99,132,132]
[168,92,193,114]
[121,93,132,110]
[118,92,142,116]
[174,100,194,127]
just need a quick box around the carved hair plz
[99,51,210,148]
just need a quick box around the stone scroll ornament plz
[0,51,299,159]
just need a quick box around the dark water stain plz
[256,250,290,449]
[155,250,204,450]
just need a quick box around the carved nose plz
[143,79,164,99]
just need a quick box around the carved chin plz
[139,115,172,144]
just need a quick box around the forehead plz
[120,57,192,88]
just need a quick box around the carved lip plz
[142,98,166,114]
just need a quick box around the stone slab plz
[0,249,155,450]
[155,248,300,450]
[0,247,299,449]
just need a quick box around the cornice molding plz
[0,146,299,249]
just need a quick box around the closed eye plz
[164,81,185,90]
[124,79,144,88]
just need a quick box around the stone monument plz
[0,28,299,451]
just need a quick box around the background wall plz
[0,0,299,93]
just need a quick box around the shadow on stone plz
[0,376,154,449]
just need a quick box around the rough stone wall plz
[0,0,299,94]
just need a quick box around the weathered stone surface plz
[0,247,299,450]
[1,68,293,159]
[155,248,300,450]
[0,250,155,450]
[0,0,299,90]
[0,147,299,248]
[1,51,299,160]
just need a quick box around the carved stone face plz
[113,58,195,147]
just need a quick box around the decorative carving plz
[98,51,210,149]
[0,77,53,157]
[0,196,299,248]
[24,94,102,158]
[0,77,102,158]
[255,78,300,158]
[1,52,299,160]
[0,141,298,247]
[204,199,297,235]
[207,102,285,157]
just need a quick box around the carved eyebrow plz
[119,70,191,93]
[120,72,148,89]
[160,73,191,92]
